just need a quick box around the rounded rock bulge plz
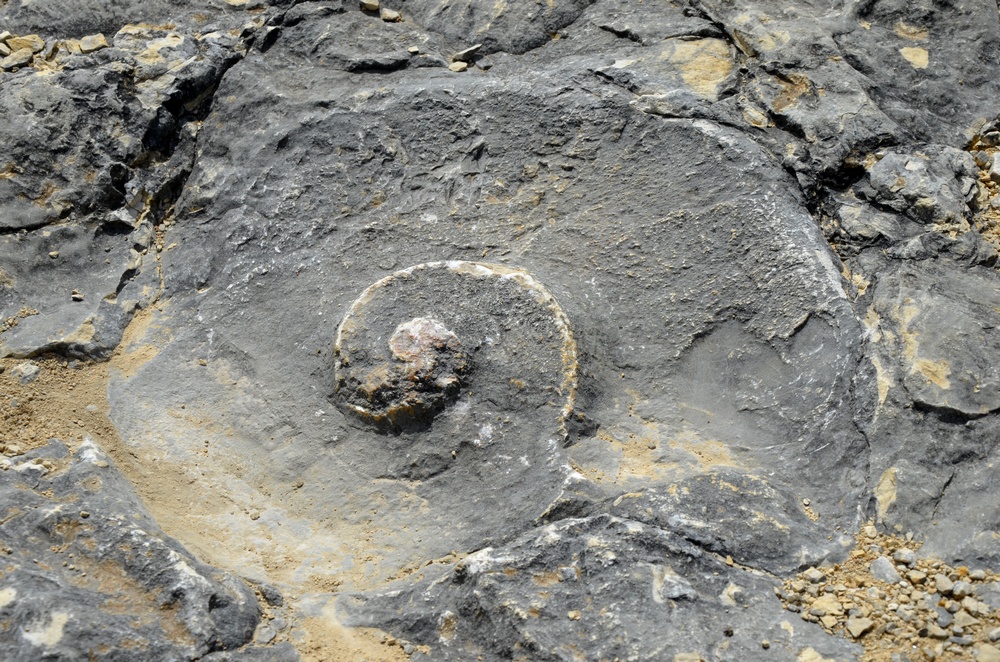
[334,261,578,439]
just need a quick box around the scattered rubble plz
[779,524,1000,661]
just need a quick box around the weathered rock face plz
[0,439,263,660]
[2,0,1000,658]
[342,515,861,661]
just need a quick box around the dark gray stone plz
[870,556,903,584]
[2,0,1000,657]
[339,515,861,661]
[0,439,262,660]
[858,258,1000,565]
[0,14,250,360]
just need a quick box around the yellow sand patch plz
[138,34,184,64]
[669,430,739,471]
[660,38,734,100]
[298,601,415,662]
[771,73,812,113]
[912,357,951,389]
[894,22,929,41]
[755,30,790,52]
[23,612,70,648]
[62,319,97,346]
[871,355,890,406]
[899,47,929,69]
[874,467,898,520]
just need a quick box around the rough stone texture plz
[1,0,999,658]
[341,515,861,661]
[0,18,247,360]
[0,439,263,659]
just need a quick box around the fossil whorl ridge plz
[334,261,578,436]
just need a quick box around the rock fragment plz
[803,567,827,584]
[380,8,401,22]
[78,34,108,53]
[780,524,1000,657]
[451,43,481,63]
[926,623,950,639]
[936,574,956,595]
[980,644,1000,662]
[448,61,468,72]
[809,594,843,617]
[846,617,874,638]
[1,48,33,70]
[871,556,903,583]
[360,0,379,10]
[6,34,44,53]
[954,581,975,599]
[10,362,40,384]
[893,548,917,566]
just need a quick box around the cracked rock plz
[0,439,263,659]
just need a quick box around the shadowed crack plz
[930,470,956,521]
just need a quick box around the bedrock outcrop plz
[1,0,999,659]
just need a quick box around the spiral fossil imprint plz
[334,261,578,437]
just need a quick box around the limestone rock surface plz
[2,0,1000,658]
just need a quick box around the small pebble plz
[935,574,955,595]
[893,548,916,566]
[952,581,974,599]
[979,644,1000,662]
[870,557,902,584]
[802,567,826,584]
[926,624,950,639]
[846,616,874,638]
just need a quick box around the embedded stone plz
[870,556,902,583]
[1,48,33,70]
[78,34,108,54]
[846,616,873,638]
[6,34,44,53]
[334,262,577,435]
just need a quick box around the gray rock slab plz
[0,0,278,39]
[0,19,250,360]
[97,34,873,600]
[339,514,862,661]
[0,439,262,659]
[3,0,1000,657]
[599,471,852,576]
[869,259,1000,417]
[859,258,1000,565]
[833,0,1000,145]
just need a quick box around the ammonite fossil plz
[334,261,578,438]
